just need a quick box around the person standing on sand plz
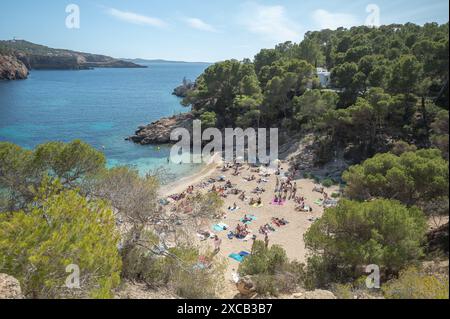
[213,235,222,254]
[292,182,297,199]
[264,233,269,248]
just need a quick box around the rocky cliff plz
[0,54,29,80]
[0,40,145,76]
[127,113,194,145]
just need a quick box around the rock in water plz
[128,113,194,145]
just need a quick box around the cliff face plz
[0,55,29,80]
[0,40,145,73]
[127,113,195,145]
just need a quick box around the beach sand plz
[162,159,340,298]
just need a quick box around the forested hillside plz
[183,22,449,163]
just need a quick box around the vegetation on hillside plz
[1,22,448,299]
[183,23,449,163]
[0,141,226,299]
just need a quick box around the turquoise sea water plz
[0,62,209,180]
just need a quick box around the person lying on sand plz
[234,224,250,239]
[313,185,325,194]
[238,191,246,201]
[242,214,252,223]
[259,224,276,235]
[228,188,240,195]
[252,187,265,194]
[272,217,289,227]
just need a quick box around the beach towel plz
[229,253,245,263]
[213,223,228,232]
[159,199,169,206]
[240,215,257,224]
[251,203,264,208]
[314,199,323,206]
[271,200,285,206]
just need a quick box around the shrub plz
[321,178,336,188]
[239,241,304,296]
[342,149,449,215]
[304,199,427,286]
[121,238,225,299]
[383,267,449,299]
[253,274,279,296]
[0,180,122,299]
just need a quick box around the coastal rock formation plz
[0,55,28,80]
[172,78,195,97]
[0,40,145,74]
[0,274,23,299]
[128,113,194,145]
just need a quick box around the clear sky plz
[0,0,448,62]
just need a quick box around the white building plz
[316,67,331,88]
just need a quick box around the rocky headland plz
[0,54,29,80]
[172,78,195,97]
[0,40,145,80]
[127,113,194,145]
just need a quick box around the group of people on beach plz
[232,223,251,239]
[273,176,298,204]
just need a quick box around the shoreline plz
[159,153,223,197]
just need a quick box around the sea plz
[0,62,210,181]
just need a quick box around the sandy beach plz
[161,158,340,297]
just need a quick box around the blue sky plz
[0,0,448,62]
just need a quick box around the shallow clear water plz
[0,62,209,180]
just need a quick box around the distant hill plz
[122,58,211,65]
[0,40,146,72]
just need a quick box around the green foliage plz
[199,111,218,129]
[382,267,449,299]
[431,110,449,160]
[0,180,122,299]
[87,166,160,226]
[390,140,418,156]
[0,140,105,211]
[239,241,288,276]
[238,241,304,296]
[321,178,336,188]
[304,199,427,287]
[181,23,448,165]
[121,236,226,299]
[293,90,338,129]
[342,149,449,214]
